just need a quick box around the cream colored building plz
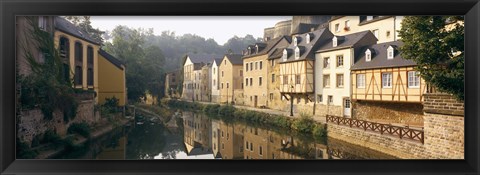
[181,54,222,101]
[242,36,290,108]
[329,16,403,44]
[210,58,223,103]
[218,54,244,104]
[279,28,333,115]
[314,30,377,117]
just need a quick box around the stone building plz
[350,41,426,125]
[279,28,333,116]
[218,54,244,104]
[328,16,403,44]
[218,120,245,159]
[210,58,223,103]
[264,16,332,41]
[314,30,377,117]
[164,69,181,98]
[242,36,290,108]
[183,112,213,157]
[200,63,213,102]
[181,53,222,101]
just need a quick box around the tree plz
[65,16,105,44]
[398,16,464,101]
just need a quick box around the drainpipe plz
[393,16,396,41]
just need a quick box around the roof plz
[98,49,125,70]
[55,17,101,45]
[224,54,244,65]
[316,30,378,53]
[281,28,333,63]
[183,53,223,66]
[351,41,417,70]
[242,36,291,59]
[212,58,223,66]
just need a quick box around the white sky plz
[90,16,291,45]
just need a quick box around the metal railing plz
[326,115,424,144]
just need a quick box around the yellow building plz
[328,16,403,44]
[279,28,333,115]
[218,54,244,104]
[97,50,127,106]
[242,36,290,108]
[54,17,100,98]
[218,120,244,159]
[350,41,425,125]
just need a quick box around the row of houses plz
[17,16,127,106]
[178,16,435,125]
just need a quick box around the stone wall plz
[327,124,428,159]
[233,89,245,105]
[352,101,424,126]
[314,104,343,117]
[17,98,99,144]
[423,93,464,116]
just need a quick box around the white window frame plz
[323,57,330,68]
[357,74,366,88]
[333,37,338,47]
[335,23,340,32]
[365,49,372,62]
[336,55,344,67]
[293,37,298,46]
[382,72,393,88]
[387,46,394,59]
[323,74,330,88]
[317,94,323,103]
[408,71,420,88]
[282,49,288,61]
[336,74,344,88]
[294,47,300,60]
[306,34,311,44]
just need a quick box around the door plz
[343,98,351,117]
[254,96,258,108]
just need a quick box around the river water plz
[65,110,397,159]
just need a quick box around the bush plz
[42,129,63,148]
[67,122,91,138]
[292,113,315,133]
[17,138,38,159]
[272,115,292,129]
[312,123,327,139]
[218,105,235,118]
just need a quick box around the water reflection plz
[89,111,396,160]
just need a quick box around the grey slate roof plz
[224,54,244,65]
[55,17,100,45]
[281,28,334,63]
[351,41,417,70]
[316,30,378,53]
[242,36,291,59]
[213,57,223,66]
[98,49,125,70]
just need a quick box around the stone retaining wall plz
[352,101,424,126]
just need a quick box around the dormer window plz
[294,47,300,60]
[248,47,251,55]
[256,45,259,53]
[293,36,298,46]
[306,34,311,44]
[387,46,394,59]
[332,37,338,47]
[365,49,372,62]
[282,49,288,61]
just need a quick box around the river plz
[59,110,397,159]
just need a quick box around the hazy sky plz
[90,16,291,45]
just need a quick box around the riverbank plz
[34,117,133,159]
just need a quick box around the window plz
[282,49,288,61]
[260,61,263,70]
[297,97,301,104]
[270,93,273,101]
[246,141,249,149]
[59,37,69,59]
[245,78,249,86]
[259,77,262,86]
[335,23,340,32]
[357,74,366,88]
[250,78,253,86]
[222,143,224,149]
[38,16,47,30]
[74,66,82,86]
[250,62,253,71]
[336,55,344,67]
[365,49,372,62]
[227,82,229,88]
[214,67,216,74]
[240,70,243,76]
[214,79,216,86]
[221,71,224,77]
[323,57,330,68]
[382,72,393,88]
[333,37,338,47]
[75,42,83,62]
[345,99,351,108]
[271,60,275,67]
[295,75,300,84]
[372,29,379,39]
[386,31,391,37]
[306,34,311,44]
[259,146,263,155]
[283,76,288,84]
[271,74,275,82]
[408,71,420,88]
[344,20,350,30]
[328,95,333,104]
[87,46,94,64]
[317,94,323,103]
[87,68,93,86]
[224,60,226,65]
[250,143,253,151]
[387,46,394,59]
[293,36,298,46]
[367,16,373,20]
[323,75,330,87]
[221,83,224,89]
[245,63,248,72]
[250,96,252,101]
[337,74,344,88]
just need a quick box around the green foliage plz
[398,16,464,101]
[41,129,64,148]
[101,97,120,114]
[312,124,327,140]
[217,105,235,118]
[64,16,105,44]
[19,17,79,122]
[292,113,315,134]
[16,138,38,159]
[68,122,91,138]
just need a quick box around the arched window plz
[87,46,94,64]
[74,42,83,62]
[59,37,69,60]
